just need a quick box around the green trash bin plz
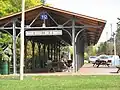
[1,61,8,75]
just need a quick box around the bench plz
[116,65,120,73]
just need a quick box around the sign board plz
[26,30,62,36]
[40,12,48,20]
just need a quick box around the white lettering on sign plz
[26,30,62,36]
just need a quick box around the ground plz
[0,63,120,90]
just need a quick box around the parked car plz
[98,55,110,62]
[89,56,98,63]
[108,55,120,66]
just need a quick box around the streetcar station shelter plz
[0,5,106,73]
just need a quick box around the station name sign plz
[26,30,62,36]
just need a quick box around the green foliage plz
[85,45,97,56]
[97,42,107,55]
[26,41,32,59]
[2,45,12,61]
[69,46,73,54]
[0,32,12,61]
[34,43,39,56]
[0,33,12,46]
[0,0,45,62]
[116,22,120,56]
[84,52,89,60]
[0,0,42,17]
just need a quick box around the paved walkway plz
[2,64,119,76]
[79,63,120,75]
[23,63,120,76]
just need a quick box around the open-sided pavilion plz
[0,5,106,74]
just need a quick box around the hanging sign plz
[26,30,62,36]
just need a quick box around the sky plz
[46,0,120,42]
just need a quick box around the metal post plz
[75,43,77,72]
[58,43,61,61]
[54,44,56,60]
[20,0,25,80]
[113,32,116,65]
[38,43,41,68]
[47,44,50,58]
[24,39,27,73]
[114,34,116,55]
[13,20,16,74]
[72,18,76,73]
[43,44,46,68]
[51,44,53,60]
[58,43,60,71]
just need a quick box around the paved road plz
[79,63,120,75]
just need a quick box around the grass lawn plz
[0,75,120,90]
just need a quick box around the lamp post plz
[113,31,116,65]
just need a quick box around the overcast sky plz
[46,0,120,42]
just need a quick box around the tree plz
[85,45,97,56]
[0,0,43,68]
[0,32,12,61]
[116,22,120,56]
[97,42,109,55]
[0,0,42,17]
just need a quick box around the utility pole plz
[110,24,113,37]
[20,0,25,80]
[113,32,116,56]
[106,31,108,41]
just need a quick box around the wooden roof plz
[0,5,106,45]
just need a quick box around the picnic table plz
[93,60,111,68]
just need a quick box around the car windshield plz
[109,55,113,58]
[90,56,96,58]
[99,56,108,59]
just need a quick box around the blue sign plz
[40,12,48,20]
